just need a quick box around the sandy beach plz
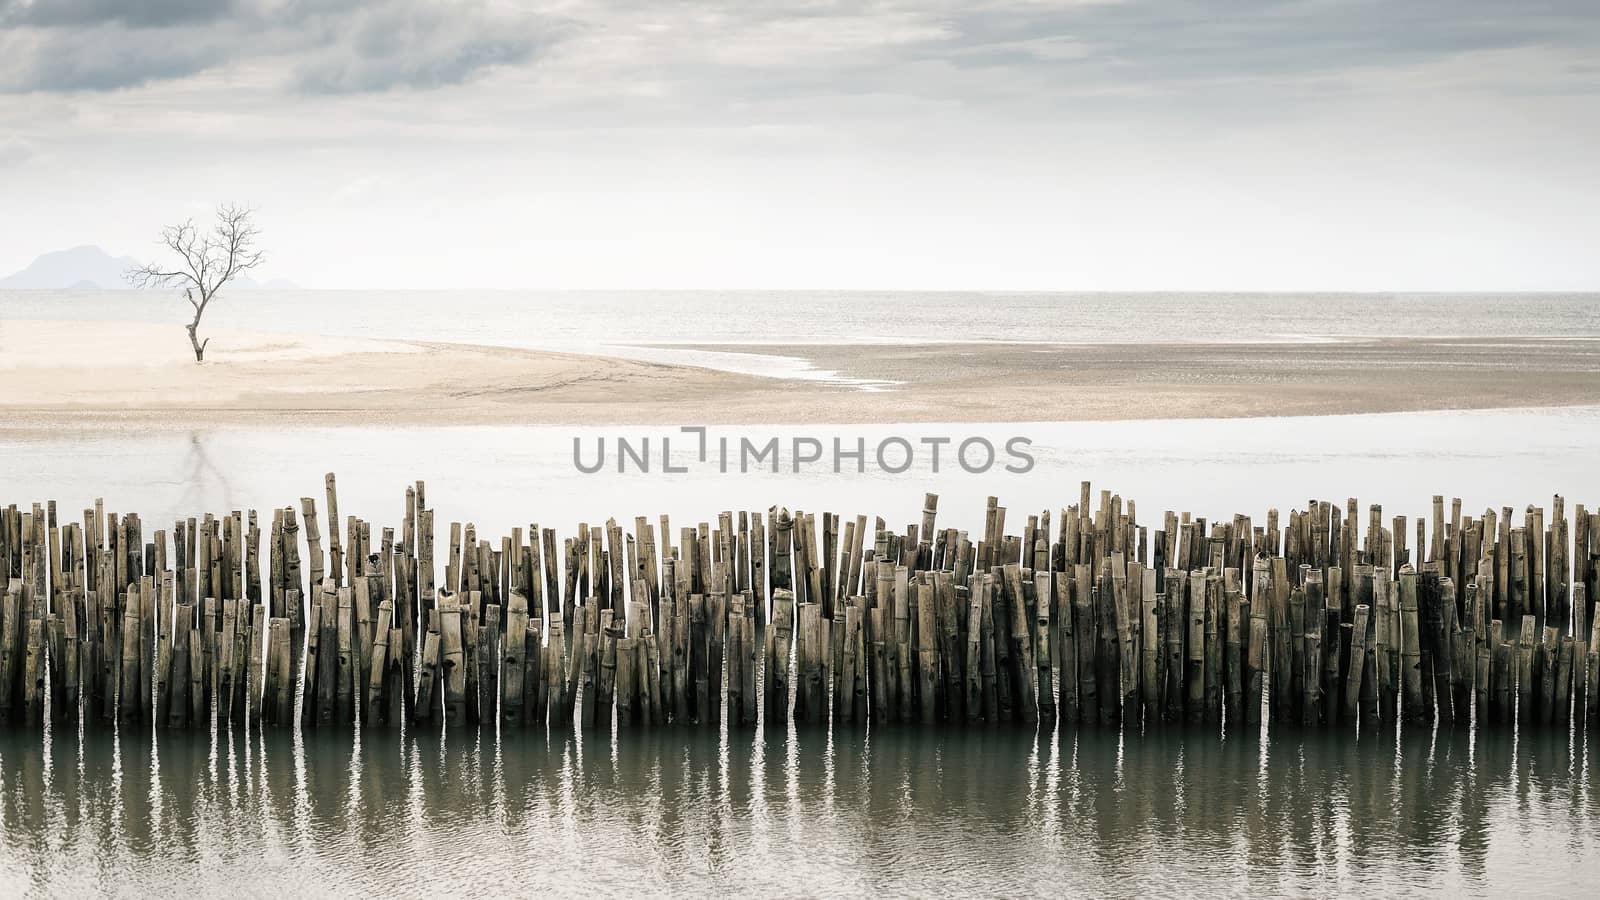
[3,319,1599,427]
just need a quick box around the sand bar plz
[3,320,1599,427]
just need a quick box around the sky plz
[0,0,1597,291]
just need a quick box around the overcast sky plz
[1,0,1596,290]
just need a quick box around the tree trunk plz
[187,319,208,362]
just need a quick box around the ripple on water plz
[7,722,1594,895]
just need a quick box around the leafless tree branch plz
[125,204,265,363]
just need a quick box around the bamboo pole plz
[1399,567,1424,724]
[1002,564,1035,723]
[892,564,910,722]
[1586,613,1599,728]
[841,604,861,726]
[1555,636,1574,726]
[1516,614,1536,725]
[5,483,1599,744]
[1186,568,1205,726]
[1056,575,1077,724]
[1164,568,1184,723]
[916,575,938,724]
[368,600,393,726]
[503,591,528,726]
[1345,604,1369,727]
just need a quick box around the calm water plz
[4,289,1599,379]
[1,717,1598,896]
[2,407,1596,538]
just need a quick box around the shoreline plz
[3,319,1598,427]
[6,401,1599,437]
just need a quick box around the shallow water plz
[2,407,1596,539]
[1,716,1597,897]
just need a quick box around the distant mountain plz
[0,245,300,290]
[0,245,142,289]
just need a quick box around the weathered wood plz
[1516,614,1536,725]
[1587,611,1600,723]
[503,591,528,726]
[725,607,744,725]
[482,603,501,727]
[22,619,42,726]
[9,482,1600,749]
[615,635,636,728]
[270,617,292,726]
[1555,636,1574,726]
[217,597,237,723]
[546,619,567,725]
[869,606,890,724]
[439,594,466,726]
[1492,630,1513,725]
[1187,568,1206,725]
[708,585,726,725]
[1033,571,1055,726]
[1538,627,1558,725]
[354,577,374,721]
[889,564,909,723]
[766,588,793,724]
[464,590,482,724]
[1246,558,1269,726]
[114,587,140,723]
[1304,568,1324,727]
[1071,565,1095,725]
[1323,609,1342,728]
[1223,568,1243,726]
[840,604,860,725]
[1586,613,1599,727]
[1345,604,1369,726]
[415,622,440,724]
[800,602,823,724]
[169,604,192,728]
[367,600,393,726]
[688,594,707,724]
[244,602,263,721]
[1055,574,1077,724]
[647,630,667,727]
[918,575,940,724]
[1474,584,1492,727]
[1399,567,1424,723]
[1373,567,1395,724]
[336,587,354,723]
[1205,571,1223,724]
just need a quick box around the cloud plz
[472,0,1600,131]
[0,0,238,28]
[0,0,1595,124]
[0,135,38,166]
[0,23,233,91]
[0,0,547,94]
[949,0,1600,86]
[291,1,546,93]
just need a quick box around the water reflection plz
[6,409,1600,543]
[1,719,1596,895]
[175,432,238,516]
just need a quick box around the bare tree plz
[127,203,265,363]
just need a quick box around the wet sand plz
[3,320,1598,426]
